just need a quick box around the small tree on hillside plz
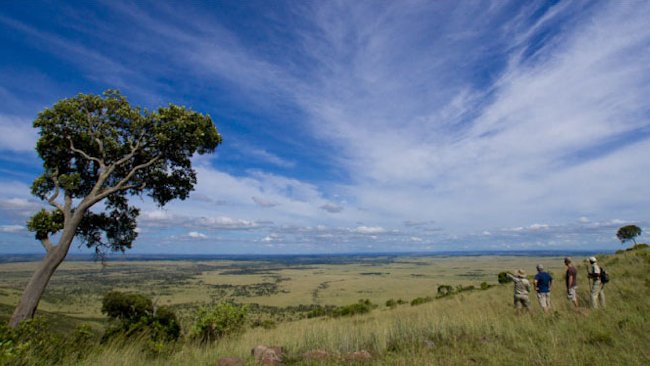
[616,225,642,246]
[9,90,222,327]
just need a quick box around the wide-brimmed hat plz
[516,269,526,277]
[589,256,597,263]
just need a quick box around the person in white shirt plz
[587,257,605,309]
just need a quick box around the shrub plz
[411,296,433,306]
[332,299,376,317]
[101,291,181,343]
[307,307,329,318]
[457,285,475,293]
[191,302,248,343]
[102,291,153,321]
[498,272,513,284]
[150,306,181,341]
[437,285,453,296]
[0,318,95,365]
[386,299,397,308]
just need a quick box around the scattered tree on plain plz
[9,90,222,327]
[616,225,642,246]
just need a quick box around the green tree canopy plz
[616,225,642,246]
[10,90,222,327]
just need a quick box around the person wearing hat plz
[564,257,579,308]
[506,269,531,311]
[587,256,605,308]
[533,264,553,312]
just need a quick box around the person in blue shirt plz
[534,264,553,313]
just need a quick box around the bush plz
[101,291,181,343]
[386,299,397,308]
[102,291,153,321]
[0,318,95,366]
[457,285,475,293]
[498,272,513,284]
[191,303,248,343]
[437,285,453,296]
[332,299,376,317]
[306,307,329,318]
[411,296,433,306]
[150,306,181,341]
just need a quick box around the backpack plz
[600,268,610,284]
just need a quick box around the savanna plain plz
[1,249,649,365]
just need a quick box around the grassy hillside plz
[2,248,649,365]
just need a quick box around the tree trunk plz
[8,246,68,327]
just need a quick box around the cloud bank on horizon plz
[0,1,648,254]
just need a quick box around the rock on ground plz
[252,345,284,365]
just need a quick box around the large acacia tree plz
[616,224,642,246]
[9,90,221,327]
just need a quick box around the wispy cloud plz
[1,1,648,253]
[251,196,279,208]
[0,224,24,233]
[351,226,387,235]
[244,147,295,169]
[187,231,207,239]
[0,114,37,152]
[320,203,343,213]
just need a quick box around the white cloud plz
[251,196,278,208]
[261,234,279,242]
[0,196,41,219]
[352,226,386,235]
[188,231,207,239]
[529,224,549,231]
[197,216,259,230]
[244,147,295,169]
[320,203,343,213]
[0,114,38,152]
[0,198,38,210]
[0,224,24,233]
[140,210,175,223]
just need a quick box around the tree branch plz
[47,172,65,212]
[63,191,73,217]
[40,237,53,252]
[94,137,105,160]
[113,130,146,168]
[68,137,105,168]
[89,156,159,205]
[120,182,147,191]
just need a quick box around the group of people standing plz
[507,256,606,312]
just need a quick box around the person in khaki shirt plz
[507,269,531,311]
[587,256,605,308]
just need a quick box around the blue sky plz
[0,0,648,255]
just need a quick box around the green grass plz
[2,249,650,365]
